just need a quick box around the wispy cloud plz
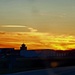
[0,25,38,32]
[28,27,38,32]
[0,25,26,28]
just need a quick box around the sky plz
[0,0,75,50]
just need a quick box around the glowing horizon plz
[0,31,75,51]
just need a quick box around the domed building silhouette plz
[19,43,71,58]
[20,43,27,50]
[20,43,39,58]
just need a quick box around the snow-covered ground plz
[5,66,75,75]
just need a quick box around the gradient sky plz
[0,0,75,35]
[0,0,75,50]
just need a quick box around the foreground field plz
[5,66,75,75]
[0,58,75,74]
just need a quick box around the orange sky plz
[0,0,75,50]
[0,31,75,50]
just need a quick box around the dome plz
[20,43,27,50]
[21,43,26,47]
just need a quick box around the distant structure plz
[0,48,14,56]
[20,43,38,57]
[19,43,75,58]
[20,43,27,50]
[0,43,75,58]
[19,44,67,58]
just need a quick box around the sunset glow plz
[0,0,75,51]
[0,31,75,50]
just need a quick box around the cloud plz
[28,27,38,32]
[0,25,75,50]
[0,31,75,50]
[0,25,38,32]
[0,25,26,28]
[0,31,5,34]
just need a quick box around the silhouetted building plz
[20,43,27,50]
[20,44,75,58]
[0,43,75,58]
[0,48,14,55]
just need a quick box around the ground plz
[5,66,75,75]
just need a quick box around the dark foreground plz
[0,57,75,74]
[5,66,75,75]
